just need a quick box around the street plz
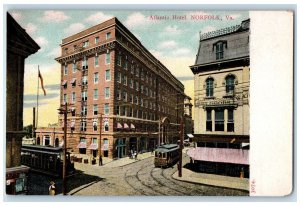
[66,154,247,196]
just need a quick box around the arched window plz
[206,78,214,97]
[226,75,235,94]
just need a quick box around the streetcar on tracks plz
[154,144,179,168]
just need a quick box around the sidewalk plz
[172,168,249,191]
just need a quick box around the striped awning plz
[187,147,249,165]
[70,121,75,128]
[124,123,129,129]
[88,143,98,150]
[117,122,123,129]
[71,78,76,84]
[101,144,109,151]
[130,123,135,129]
[77,142,87,149]
[62,80,67,86]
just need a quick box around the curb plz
[171,171,249,192]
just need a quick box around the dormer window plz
[214,40,227,60]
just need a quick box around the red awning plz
[88,143,98,150]
[62,80,67,86]
[71,78,76,84]
[124,123,129,129]
[130,123,135,129]
[77,142,87,149]
[187,147,249,165]
[70,121,75,128]
[117,122,123,129]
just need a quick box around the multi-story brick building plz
[188,19,250,177]
[43,17,185,159]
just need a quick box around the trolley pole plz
[178,116,184,177]
[98,113,103,166]
[62,103,67,195]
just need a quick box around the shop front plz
[6,166,30,195]
[115,138,126,158]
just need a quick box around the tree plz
[23,124,33,138]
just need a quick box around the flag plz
[38,69,46,96]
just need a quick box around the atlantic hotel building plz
[188,19,250,177]
[36,18,185,159]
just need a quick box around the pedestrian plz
[134,151,137,160]
[151,148,154,155]
[100,155,103,166]
[49,181,56,196]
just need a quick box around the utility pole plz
[58,103,69,195]
[98,113,103,166]
[178,116,184,177]
[32,107,36,139]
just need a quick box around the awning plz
[124,123,129,129]
[88,143,98,150]
[77,142,87,149]
[62,80,67,86]
[130,123,135,129]
[70,121,75,128]
[187,134,194,138]
[117,122,123,129]
[71,78,76,84]
[101,144,109,151]
[187,147,249,165]
[242,143,250,148]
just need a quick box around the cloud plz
[125,12,153,29]
[85,12,113,25]
[34,36,48,47]
[47,47,61,57]
[158,40,178,49]
[42,11,69,22]
[149,49,163,61]
[11,12,22,21]
[25,23,37,35]
[201,26,216,33]
[177,76,194,81]
[24,102,48,108]
[44,84,60,91]
[24,93,60,101]
[64,23,85,36]
[159,25,182,38]
[171,48,192,57]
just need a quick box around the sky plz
[8,10,249,127]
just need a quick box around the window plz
[72,92,76,103]
[206,78,214,97]
[131,65,134,74]
[105,52,110,64]
[124,60,128,70]
[140,98,143,107]
[117,72,121,83]
[104,122,109,132]
[129,94,133,103]
[95,55,99,67]
[226,75,235,95]
[80,121,87,131]
[215,108,224,131]
[92,138,97,144]
[116,106,120,115]
[94,72,99,84]
[121,106,126,116]
[106,32,111,40]
[136,82,139,91]
[81,106,87,116]
[73,45,77,51]
[93,121,97,131]
[130,79,133,88]
[135,67,139,77]
[63,65,68,75]
[227,109,234,132]
[71,108,76,116]
[105,70,111,81]
[63,94,68,104]
[129,107,133,117]
[104,104,109,115]
[94,89,98,100]
[216,42,224,60]
[206,109,212,131]
[116,89,121,100]
[72,62,76,73]
[83,41,89,48]
[81,91,87,101]
[93,105,98,116]
[117,55,122,66]
[123,75,127,85]
[95,37,99,44]
[82,75,88,85]
[135,96,139,105]
[122,91,127,102]
[105,87,110,99]
[140,84,144,93]
[82,56,88,70]
[64,48,68,55]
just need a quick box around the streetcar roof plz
[155,144,179,153]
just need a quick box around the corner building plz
[55,18,185,159]
[188,19,250,177]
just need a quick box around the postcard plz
[5,8,293,198]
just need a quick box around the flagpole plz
[36,65,40,129]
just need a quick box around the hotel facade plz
[36,18,185,159]
[188,19,250,177]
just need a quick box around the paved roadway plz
[68,155,248,196]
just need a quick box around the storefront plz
[6,166,30,195]
[115,138,126,158]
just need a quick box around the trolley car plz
[21,145,75,177]
[154,144,179,167]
